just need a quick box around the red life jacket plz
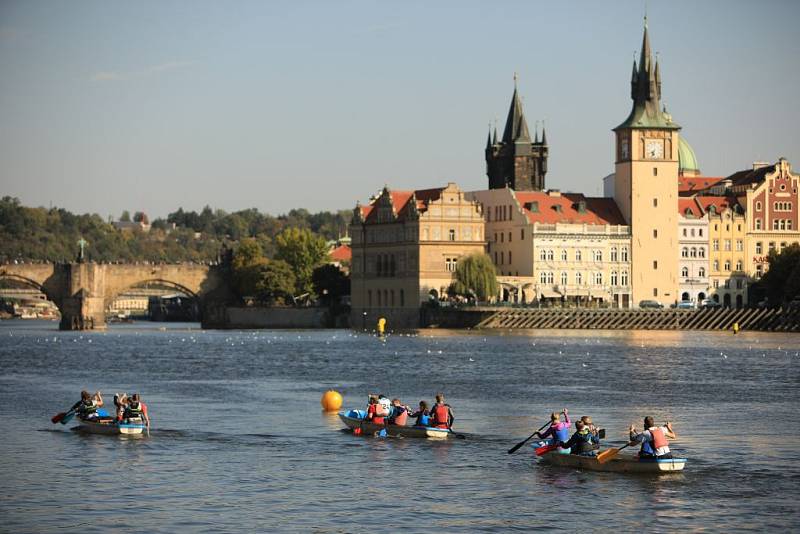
[432,404,450,428]
[651,427,668,449]
[369,404,388,425]
[391,410,408,426]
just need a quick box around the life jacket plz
[572,429,598,454]
[370,403,388,425]
[432,404,450,429]
[651,427,668,449]
[416,413,431,426]
[78,400,97,417]
[391,409,408,426]
[554,423,570,443]
[125,401,143,419]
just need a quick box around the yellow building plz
[467,188,632,307]
[349,183,486,328]
[612,21,680,306]
[697,197,748,307]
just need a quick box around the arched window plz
[698,267,706,277]
[621,271,628,286]
[540,272,548,284]
[713,260,719,271]
[724,260,731,271]
[539,249,547,260]
[681,267,689,277]
[575,250,582,261]
[611,271,618,286]
[681,247,688,258]
[561,250,567,261]
[621,247,629,262]
[576,272,583,285]
[594,272,603,285]
[755,219,762,230]
[561,271,568,285]
[611,247,618,261]
[690,247,697,258]
[547,250,554,261]
[735,260,742,271]
[699,248,705,258]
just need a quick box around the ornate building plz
[612,19,680,306]
[485,80,548,191]
[349,183,486,328]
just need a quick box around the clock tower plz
[613,19,680,306]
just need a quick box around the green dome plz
[678,136,699,173]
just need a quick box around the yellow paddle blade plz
[596,447,620,464]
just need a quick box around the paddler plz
[71,390,104,420]
[561,420,600,456]
[387,399,410,426]
[536,409,571,451]
[410,400,431,427]
[124,393,151,431]
[629,417,676,459]
[429,393,454,429]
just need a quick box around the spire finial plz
[513,71,518,88]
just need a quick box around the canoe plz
[338,410,453,439]
[539,450,687,473]
[75,416,146,435]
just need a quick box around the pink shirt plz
[538,414,571,440]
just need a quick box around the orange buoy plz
[321,389,343,412]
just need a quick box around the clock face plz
[645,139,664,159]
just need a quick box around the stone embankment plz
[475,307,800,332]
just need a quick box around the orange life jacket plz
[432,404,450,428]
[370,404,388,425]
[391,410,408,426]
[651,427,668,449]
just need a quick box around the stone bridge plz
[0,262,234,329]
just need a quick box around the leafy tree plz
[312,264,350,304]
[231,238,267,297]
[120,210,131,222]
[448,253,498,302]
[275,227,328,295]
[256,259,296,304]
[760,244,800,305]
[133,211,149,224]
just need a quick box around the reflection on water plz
[0,320,799,531]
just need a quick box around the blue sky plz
[1,0,798,219]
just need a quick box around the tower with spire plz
[612,17,681,307]
[485,76,548,191]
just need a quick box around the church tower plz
[486,78,548,191]
[613,18,680,306]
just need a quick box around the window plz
[773,219,779,230]
[769,242,775,253]
[736,240,743,251]
[390,290,395,307]
[653,288,658,297]
[681,267,689,277]
[713,239,719,251]
[724,239,731,251]
[508,251,512,264]
[698,267,705,277]
[724,260,731,271]
[756,242,762,254]
[724,279,730,289]
[682,247,688,258]
[691,229,696,237]
[521,229,524,240]
[377,290,382,307]
[561,271,568,285]
[682,228,687,237]
[737,224,741,232]
[756,265,763,278]
[690,247,697,258]
[576,250,582,261]
[593,250,603,262]
[621,247,628,262]
[611,271,618,286]
[653,167,658,176]
[737,279,744,290]
[561,250,567,261]
[576,272,583,285]
[735,260,742,271]
[653,229,658,238]
[500,251,504,265]
[713,279,719,289]
[540,272,547,284]
[494,251,498,264]
[755,219,762,230]
[594,272,603,285]
[713,260,719,271]
[653,260,658,270]
[547,272,554,284]
[508,232,512,242]
[400,289,404,307]
[653,198,658,207]
[500,232,504,243]
[611,247,618,261]
[699,229,703,237]
[547,250,554,261]
[756,201,762,211]
[539,249,547,261]
[789,220,794,230]
[445,257,457,272]
[699,248,705,258]
[621,271,628,286]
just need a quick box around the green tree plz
[448,253,498,302]
[120,210,131,222]
[760,244,800,305]
[231,238,267,297]
[275,227,328,295]
[312,264,350,305]
[256,259,296,304]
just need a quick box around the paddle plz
[597,442,634,464]
[508,420,551,454]
[51,409,75,424]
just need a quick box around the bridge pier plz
[58,291,107,330]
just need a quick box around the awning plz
[539,288,561,299]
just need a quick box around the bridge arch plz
[0,273,47,294]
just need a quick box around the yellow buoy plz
[377,317,386,335]
[733,322,740,334]
[321,390,343,412]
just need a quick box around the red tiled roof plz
[693,195,744,214]
[514,191,626,225]
[363,187,445,223]
[329,244,351,263]
[678,198,703,218]
[678,176,723,195]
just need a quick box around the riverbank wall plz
[202,306,349,329]
[421,306,800,332]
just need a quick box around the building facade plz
[349,183,486,328]
[678,198,710,303]
[485,80,548,191]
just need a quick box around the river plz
[1,320,798,532]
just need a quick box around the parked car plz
[701,299,721,308]
[676,300,696,309]
[639,300,664,309]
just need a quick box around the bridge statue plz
[0,261,235,330]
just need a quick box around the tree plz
[275,227,328,295]
[759,244,800,305]
[256,259,296,304]
[133,211,149,224]
[312,264,350,305]
[448,253,498,302]
[231,238,267,297]
[120,210,131,222]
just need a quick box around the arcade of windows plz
[681,247,706,258]
[538,270,628,287]
[367,288,406,309]
[535,247,628,263]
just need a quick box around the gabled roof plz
[513,191,626,226]
[329,244,351,263]
[678,176,723,195]
[693,195,744,215]
[361,186,446,224]
[725,163,775,187]
[678,198,703,218]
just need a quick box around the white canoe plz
[540,450,687,473]
[338,411,453,439]
[75,417,146,435]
